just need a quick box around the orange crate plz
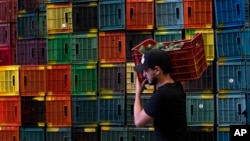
[0,126,19,141]
[46,96,72,127]
[46,64,71,96]
[131,33,207,83]
[20,65,46,96]
[184,0,213,28]
[126,0,155,30]
[0,96,21,126]
[98,31,126,63]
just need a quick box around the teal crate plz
[72,33,98,64]
[98,1,126,30]
[246,0,250,26]
[155,0,184,29]
[20,127,45,141]
[101,126,127,141]
[72,127,98,141]
[99,95,125,125]
[217,93,247,126]
[126,94,152,126]
[247,93,250,124]
[216,60,246,93]
[154,29,182,42]
[72,96,98,127]
[72,64,97,96]
[247,60,250,92]
[47,34,72,64]
[217,126,230,141]
[127,127,154,141]
[186,93,214,126]
[46,128,71,141]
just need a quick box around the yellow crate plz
[185,28,215,61]
[0,65,20,96]
[47,3,73,34]
[126,62,154,94]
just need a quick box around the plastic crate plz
[126,31,153,61]
[0,96,21,126]
[155,0,184,29]
[0,65,20,96]
[98,1,126,31]
[217,93,246,126]
[217,126,230,141]
[16,39,47,65]
[247,93,250,124]
[132,33,207,82]
[46,64,71,95]
[246,0,250,26]
[247,61,250,92]
[46,128,71,141]
[18,0,46,13]
[0,46,13,66]
[98,95,125,125]
[184,0,213,28]
[21,97,45,127]
[186,93,214,126]
[216,60,246,93]
[186,126,214,141]
[185,28,215,61]
[101,126,127,141]
[72,2,98,32]
[46,96,72,127]
[72,96,98,126]
[98,63,126,95]
[45,0,70,3]
[47,34,72,64]
[214,0,245,28]
[20,127,45,141]
[46,3,72,34]
[0,0,17,23]
[17,12,47,39]
[72,127,98,141]
[126,0,155,30]
[215,28,250,60]
[154,29,183,43]
[185,61,214,93]
[126,62,154,94]
[245,27,250,58]
[127,127,154,141]
[72,33,98,64]
[98,31,126,63]
[126,94,153,126]
[0,126,20,141]
[0,23,17,46]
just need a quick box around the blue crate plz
[217,126,230,141]
[245,27,250,58]
[186,93,215,126]
[154,29,182,42]
[127,127,154,141]
[72,96,98,127]
[217,93,247,126]
[247,61,250,92]
[245,0,250,26]
[98,95,125,125]
[20,127,45,141]
[46,128,71,141]
[101,126,127,141]
[215,27,250,60]
[247,93,250,124]
[155,0,184,29]
[214,0,245,28]
[98,1,126,31]
[18,0,46,13]
[216,60,246,93]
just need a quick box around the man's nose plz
[143,71,147,78]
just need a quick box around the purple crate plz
[0,23,17,47]
[16,39,47,65]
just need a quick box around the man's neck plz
[156,74,174,89]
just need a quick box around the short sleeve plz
[144,92,162,118]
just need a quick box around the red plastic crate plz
[46,64,71,95]
[0,23,17,46]
[126,0,155,30]
[0,0,17,23]
[184,0,213,28]
[20,65,46,96]
[131,33,207,82]
[0,46,12,66]
[0,126,20,141]
[46,96,72,127]
[0,96,21,126]
[98,31,126,63]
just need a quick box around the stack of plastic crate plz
[0,0,17,65]
[214,0,248,140]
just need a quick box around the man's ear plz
[154,66,161,75]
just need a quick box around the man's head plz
[134,49,171,85]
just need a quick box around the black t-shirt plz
[144,81,187,141]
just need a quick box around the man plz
[134,49,187,141]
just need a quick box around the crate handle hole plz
[117,104,121,115]
[130,8,134,19]
[131,72,134,83]
[64,106,68,116]
[238,104,241,115]
[188,7,191,17]
[117,72,121,84]
[176,8,179,19]
[118,41,122,52]
[24,76,27,86]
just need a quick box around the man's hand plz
[136,78,147,94]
